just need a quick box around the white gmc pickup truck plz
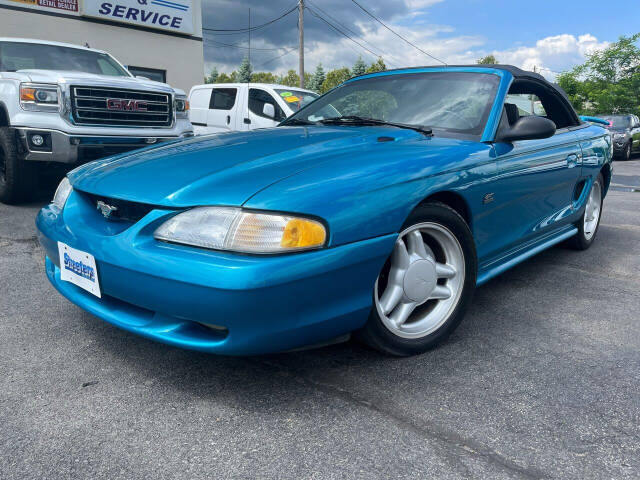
[0,38,193,204]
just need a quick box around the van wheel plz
[357,203,477,356]
[0,128,36,204]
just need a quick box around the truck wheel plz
[0,128,36,204]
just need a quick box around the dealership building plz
[0,0,204,92]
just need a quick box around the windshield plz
[274,88,319,112]
[0,42,130,77]
[602,115,631,129]
[284,72,500,137]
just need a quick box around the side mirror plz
[262,103,275,119]
[498,116,556,142]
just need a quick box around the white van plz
[188,83,319,135]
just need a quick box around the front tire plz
[620,142,631,161]
[358,203,477,356]
[568,173,603,250]
[0,127,36,204]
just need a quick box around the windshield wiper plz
[319,115,432,136]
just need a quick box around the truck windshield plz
[274,88,319,112]
[283,72,500,137]
[0,42,130,77]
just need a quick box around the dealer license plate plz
[58,242,101,298]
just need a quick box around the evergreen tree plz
[206,66,219,84]
[238,56,253,83]
[309,63,326,93]
[351,56,367,77]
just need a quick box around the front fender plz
[244,139,495,246]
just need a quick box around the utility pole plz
[298,0,304,88]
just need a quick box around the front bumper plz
[17,128,194,163]
[36,191,396,355]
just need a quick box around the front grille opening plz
[71,86,172,127]
[80,191,158,223]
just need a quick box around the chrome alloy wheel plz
[374,223,465,339]
[583,178,602,241]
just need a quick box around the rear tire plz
[568,173,604,250]
[0,127,36,204]
[357,202,477,356]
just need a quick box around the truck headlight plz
[154,207,327,253]
[20,83,60,112]
[52,177,72,210]
[174,96,189,119]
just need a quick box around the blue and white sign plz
[82,0,194,35]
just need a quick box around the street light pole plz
[298,0,304,88]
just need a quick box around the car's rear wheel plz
[568,174,604,250]
[621,142,631,161]
[358,203,477,356]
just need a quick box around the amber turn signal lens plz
[20,87,36,102]
[281,218,326,249]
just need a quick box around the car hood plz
[11,69,179,94]
[68,127,465,207]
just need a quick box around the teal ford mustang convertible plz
[36,65,612,356]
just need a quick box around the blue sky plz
[202,0,640,79]
[418,0,640,51]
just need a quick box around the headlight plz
[154,207,327,253]
[20,83,60,112]
[52,177,72,210]
[174,96,189,118]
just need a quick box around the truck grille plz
[71,86,172,127]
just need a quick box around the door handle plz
[226,115,230,125]
[243,118,251,125]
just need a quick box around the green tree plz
[251,71,278,83]
[229,71,238,83]
[308,64,326,93]
[205,66,219,84]
[557,33,640,115]
[279,69,300,87]
[477,54,498,65]
[352,56,367,77]
[321,67,351,93]
[366,58,387,74]
[216,72,232,83]
[237,56,253,83]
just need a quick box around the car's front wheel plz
[621,142,632,161]
[358,203,477,356]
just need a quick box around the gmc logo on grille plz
[106,99,147,112]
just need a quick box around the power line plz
[306,0,388,63]
[305,5,385,62]
[255,46,299,69]
[202,3,297,33]
[348,0,446,65]
[204,38,293,52]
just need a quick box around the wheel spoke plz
[390,301,417,327]
[430,285,452,300]
[379,283,403,315]
[435,263,456,279]
[391,238,411,270]
[406,230,428,258]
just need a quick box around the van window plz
[249,89,286,121]
[189,88,211,108]
[209,88,237,110]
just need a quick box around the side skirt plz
[476,226,578,286]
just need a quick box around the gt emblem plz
[97,200,118,219]
[106,98,148,112]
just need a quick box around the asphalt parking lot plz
[1,160,639,480]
